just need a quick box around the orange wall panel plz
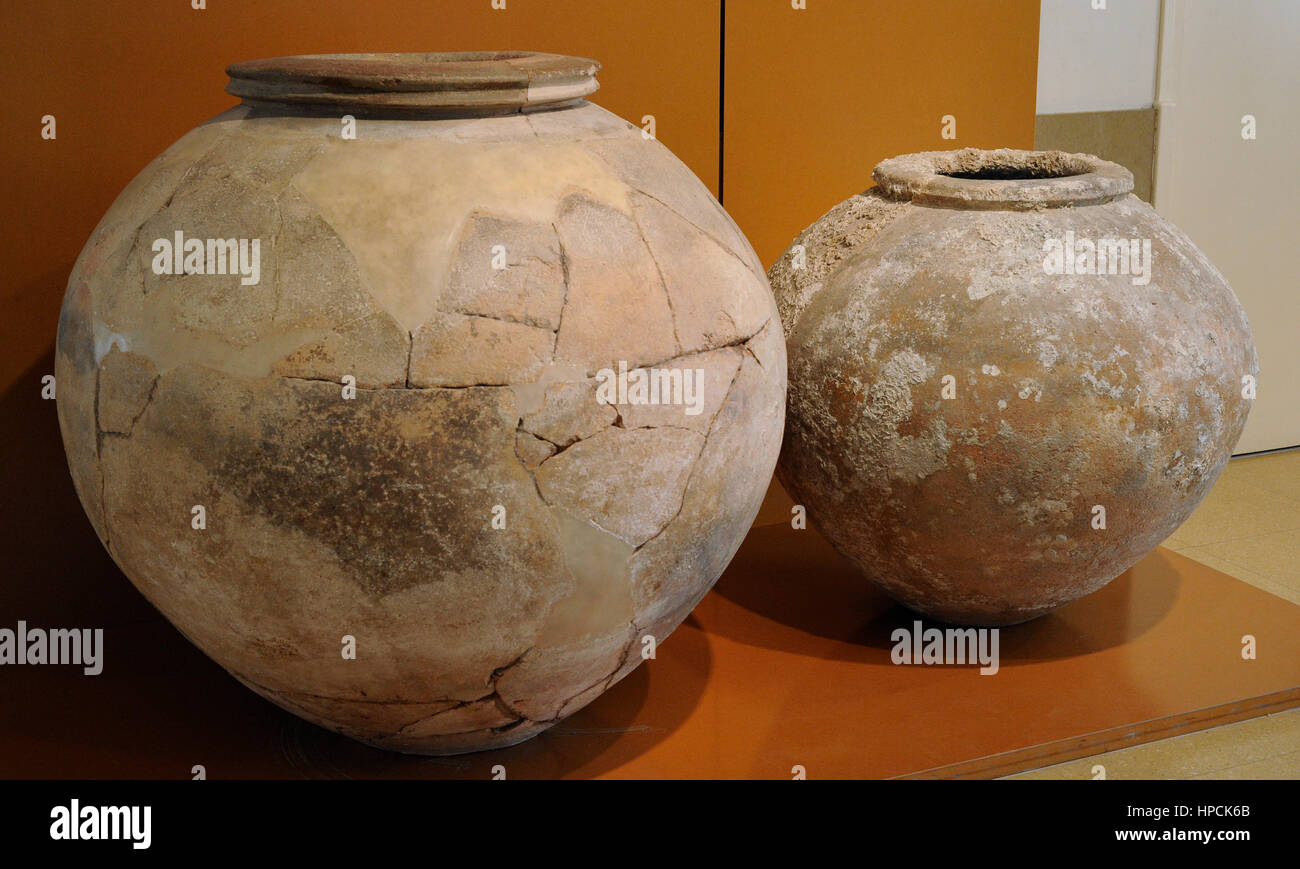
[0,0,721,392]
[723,0,1040,266]
[1,0,1042,392]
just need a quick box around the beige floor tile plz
[1006,708,1300,780]
[1223,449,1300,500]
[1190,748,1300,780]
[1185,530,1300,588]
[1168,487,1300,548]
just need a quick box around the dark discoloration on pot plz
[55,53,786,753]
[770,149,1255,626]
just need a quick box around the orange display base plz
[3,521,1298,779]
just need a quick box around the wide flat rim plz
[225,51,600,112]
[873,149,1133,210]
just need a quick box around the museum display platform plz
[4,486,1297,779]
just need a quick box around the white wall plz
[1154,0,1300,452]
[1036,0,1161,113]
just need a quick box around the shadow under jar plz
[769,148,1255,626]
[55,52,785,754]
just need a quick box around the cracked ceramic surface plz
[55,52,786,754]
[770,148,1255,626]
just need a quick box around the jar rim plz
[225,51,600,115]
[873,149,1133,210]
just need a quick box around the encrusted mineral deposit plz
[770,149,1255,626]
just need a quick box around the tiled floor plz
[1008,447,1300,779]
[1007,707,1300,779]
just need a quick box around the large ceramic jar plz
[56,52,785,753]
[769,149,1255,626]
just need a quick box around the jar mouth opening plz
[874,149,1133,210]
[226,51,600,116]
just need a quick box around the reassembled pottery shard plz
[55,52,786,754]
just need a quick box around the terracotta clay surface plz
[54,52,785,753]
[769,149,1256,626]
